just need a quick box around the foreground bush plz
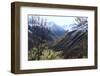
[28,47,64,60]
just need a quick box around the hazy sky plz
[28,15,88,31]
[28,15,76,26]
[42,16,76,26]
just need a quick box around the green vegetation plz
[28,48,38,60]
[28,47,64,60]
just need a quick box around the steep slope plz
[28,22,65,50]
[53,30,88,58]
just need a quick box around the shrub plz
[28,47,64,60]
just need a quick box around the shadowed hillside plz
[53,30,88,58]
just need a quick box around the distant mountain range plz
[47,22,65,37]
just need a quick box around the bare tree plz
[28,16,50,60]
[73,17,88,31]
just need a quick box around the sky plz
[28,15,76,25]
[28,15,77,30]
[40,16,76,26]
